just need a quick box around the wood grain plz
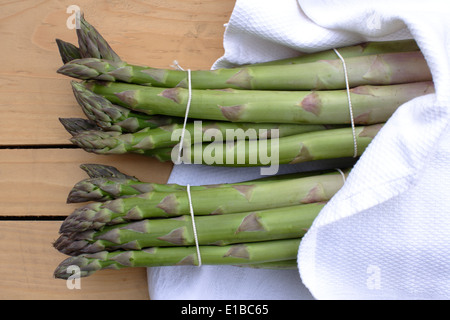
[0,221,150,300]
[0,0,235,145]
[0,148,174,217]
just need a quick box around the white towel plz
[147,0,450,300]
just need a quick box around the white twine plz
[173,61,193,164]
[172,62,200,265]
[333,48,358,158]
[186,184,202,266]
[335,168,347,184]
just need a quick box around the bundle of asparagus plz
[55,16,434,168]
[53,16,434,280]
[53,164,348,279]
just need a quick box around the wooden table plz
[0,0,235,300]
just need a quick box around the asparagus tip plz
[76,15,122,62]
[55,39,82,64]
[79,163,137,180]
[59,117,99,136]
[53,254,102,279]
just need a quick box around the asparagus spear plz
[59,50,431,90]
[65,117,344,153]
[72,81,331,136]
[58,16,428,91]
[54,202,324,255]
[249,39,420,66]
[234,259,298,270]
[71,81,184,132]
[83,80,434,125]
[54,238,302,279]
[70,124,382,167]
[59,170,347,233]
[67,164,344,203]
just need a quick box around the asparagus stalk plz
[65,117,344,153]
[59,50,431,90]
[70,124,382,167]
[249,39,419,66]
[71,81,184,132]
[234,259,298,270]
[59,170,347,233]
[58,19,427,91]
[68,164,344,203]
[55,202,324,255]
[54,238,302,279]
[83,80,434,125]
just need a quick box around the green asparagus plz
[59,50,431,91]
[57,16,428,91]
[78,163,137,180]
[59,170,347,233]
[83,80,434,124]
[54,202,324,255]
[72,81,184,132]
[59,117,98,136]
[75,14,122,62]
[68,164,342,203]
[65,117,344,153]
[71,124,381,166]
[248,39,420,66]
[53,238,302,279]
[56,39,82,64]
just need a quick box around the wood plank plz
[0,0,236,145]
[0,0,236,300]
[0,148,173,217]
[0,221,150,300]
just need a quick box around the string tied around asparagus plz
[171,61,202,265]
[333,48,358,158]
[171,61,193,165]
